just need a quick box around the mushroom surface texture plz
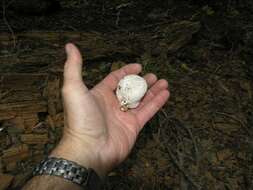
[116,74,148,111]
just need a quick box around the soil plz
[0,0,253,189]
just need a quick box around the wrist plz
[50,136,106,178]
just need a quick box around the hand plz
[50,43,170,177]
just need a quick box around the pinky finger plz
[136,90,170,129]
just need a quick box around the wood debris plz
[20,134,49,145]
[0,173,14,190]
[2,144,30,163]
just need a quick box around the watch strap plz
[32,157,102,190]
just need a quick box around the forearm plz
[22,175,82,190]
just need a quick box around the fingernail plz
[65,43,73,54]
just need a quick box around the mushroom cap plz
[116,74,148,109]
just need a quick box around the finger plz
[143,73,157,87]
[102,64,142,90]
[64,43,86,89]
[136,90,170,128]
[139,79,168,108]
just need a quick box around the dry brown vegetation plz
[0,0,252,189]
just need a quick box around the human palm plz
[51,43,169,177]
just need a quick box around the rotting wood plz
[3,116,25,134]
[0,101,47,120]
[0,21,200,73]
[0,31,135,73]
[44,74,62,116]
[47,113,64,128]
[2,144,30,164]
[23,114,39,132]
[0,74,47,104]
[20,134,49,145]
[5,162,17,172]
[0,20,203,189]
[0,173,14,190]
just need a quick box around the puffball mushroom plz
[116,74,148,111]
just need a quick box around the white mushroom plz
[116,74,148,111]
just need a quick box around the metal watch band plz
[32,157,102,190]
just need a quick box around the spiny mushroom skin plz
[116,75,148,111]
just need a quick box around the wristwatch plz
[32,157,102,190]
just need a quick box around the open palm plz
[51,43,169,177]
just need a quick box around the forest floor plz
[1,0,253,189]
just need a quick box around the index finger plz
[101,64,142,90]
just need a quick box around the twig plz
[156,113,202,189]
[164,115,200,165]
[216,111,250,134]
[115,10,121,27]
[178,150,189,190]
[166,146,202,190]
[2,0,16,49]
[181,123,200,165]
[0,90,12,100]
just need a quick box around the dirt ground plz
[0,0,253,189]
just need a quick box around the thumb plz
[64,43,85,87]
